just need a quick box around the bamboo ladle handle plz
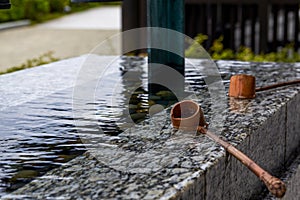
[198,127,286,198]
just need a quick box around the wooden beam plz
[147,0,185,99]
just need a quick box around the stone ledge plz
[3,58,300,199]
[0,20,30,31]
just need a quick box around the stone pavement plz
[0,6,120,72]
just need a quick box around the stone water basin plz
[1,55,300,199]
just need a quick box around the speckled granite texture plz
[3,58,300,200]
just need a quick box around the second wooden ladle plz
[229,74,300,99]
[170,100,286,198]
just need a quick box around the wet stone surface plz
[0,56,87,195]
[1,56,300,199]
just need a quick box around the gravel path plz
[0,6,120,72]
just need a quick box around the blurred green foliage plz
[0,0,120,23]
[186,33,300,62]
[23,0,50,21]
[49,0,69,12]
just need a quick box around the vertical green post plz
[147,0,185,100]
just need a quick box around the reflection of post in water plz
[119,57,180,128]
[147,0,185,102]
[119,56,147,127]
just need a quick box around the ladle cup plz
[229,74,256,99]
[170,100,286,198]
[229,74,300,99]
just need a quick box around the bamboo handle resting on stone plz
[198,127,286,198]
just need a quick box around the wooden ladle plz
[229,74,300,99]
[170,100,286,198]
